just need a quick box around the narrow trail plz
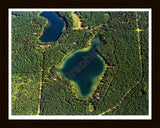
[136,11,143,75]
[99,11,144,116]
[37,53,45,115]
[89,24,108,32]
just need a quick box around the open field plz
[71,11,82,29]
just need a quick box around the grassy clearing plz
[71,12,82,29]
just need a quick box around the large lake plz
[58,36,106,99]
[40,12,65,42]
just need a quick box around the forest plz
[11,11,45,115]
[11,11,149,115]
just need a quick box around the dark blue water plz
[40,12,65,42]
[58,36,106,98]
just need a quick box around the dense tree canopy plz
[11,11,149,115]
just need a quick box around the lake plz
[58,36,106,99]
[40,12,65,42]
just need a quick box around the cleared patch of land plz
[105,13,110,19]
[71,12,88,30]
[72,11,82,29]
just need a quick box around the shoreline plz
[38,12,66,43]
[74,54,107,100]
[56,45,91,69]
[56,12,68,29]
[59,55,107,100]
[37,12,49,40]
[56,40,107,100]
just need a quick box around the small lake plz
[40,12,65,42]
[58,36,106,99]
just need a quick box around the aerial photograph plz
[9,9,151,119]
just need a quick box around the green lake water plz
[58,36,106,98]
[40,12,65,42]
